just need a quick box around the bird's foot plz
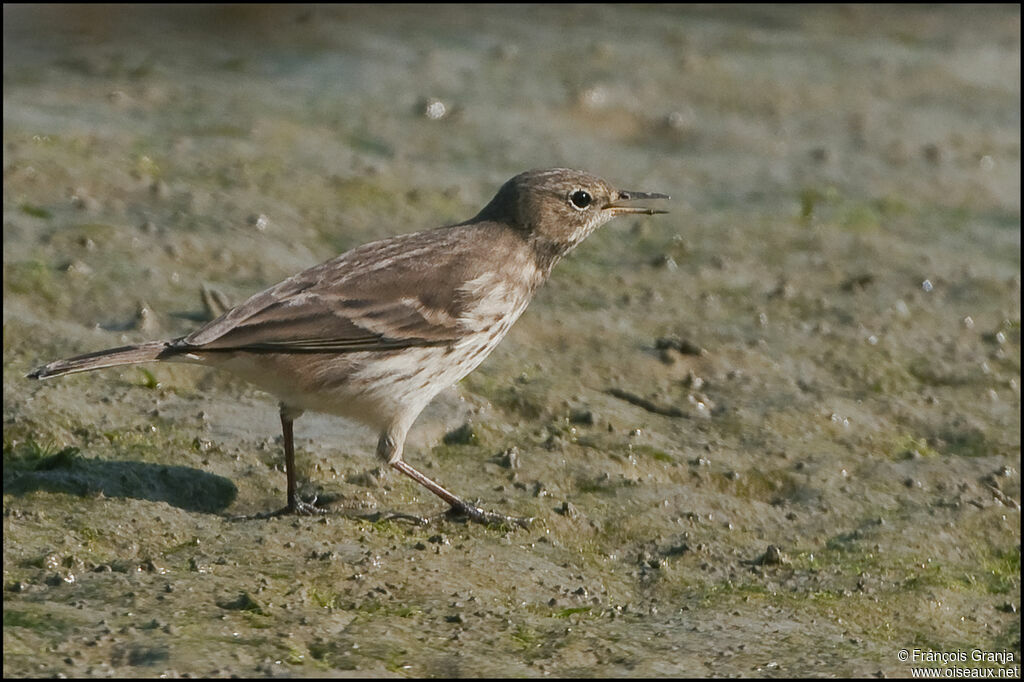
[247,495,329,519]
[446,501,534,529]
[378,511,432,525]
[355,503,532,529]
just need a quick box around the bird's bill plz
[603,190,670,215]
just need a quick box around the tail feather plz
[26,341,174,379]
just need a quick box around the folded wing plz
[176,229,475,355]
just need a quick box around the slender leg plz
[255,407,324,517]
[281,412,298,509]
[379,432,532,528]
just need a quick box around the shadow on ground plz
[3,447,236,513]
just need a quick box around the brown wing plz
[175,226,489,355]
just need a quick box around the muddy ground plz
[3,5,1020,678]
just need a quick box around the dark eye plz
[569,189,592,210]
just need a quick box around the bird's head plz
[475,168,669,260]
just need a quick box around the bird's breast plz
[455,263,540,334]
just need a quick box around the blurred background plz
[4,5,1020,677]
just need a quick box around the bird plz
[26,168,669,526]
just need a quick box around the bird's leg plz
[378,432,533,529]
[257,406,325,517]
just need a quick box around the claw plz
[242,495,328,520]
[353,504,533,529]
[448,501,533,529]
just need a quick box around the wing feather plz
[176,226,492,355]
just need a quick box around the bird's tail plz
[26,341,174,379]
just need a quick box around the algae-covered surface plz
[3,5,1020,678]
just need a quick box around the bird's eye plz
[569,189,592,210]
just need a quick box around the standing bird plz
[27,168,668,526]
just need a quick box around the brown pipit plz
[27,168,668,526]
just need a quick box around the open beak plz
[604,190,670,215]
